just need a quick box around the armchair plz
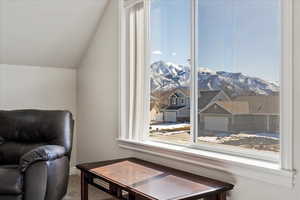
[0,110,74,200]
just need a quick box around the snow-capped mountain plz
[151,61,279,97]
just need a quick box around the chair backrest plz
[0,110,74,165]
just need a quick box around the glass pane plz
[149,0,192,144]
[197,0,280,154]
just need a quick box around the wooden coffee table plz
[76,158,234,200]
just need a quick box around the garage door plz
[165,112,177,122]
[204,116,228,131]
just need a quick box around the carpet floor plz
[63,175,115,200]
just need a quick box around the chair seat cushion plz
[0,165,23,195]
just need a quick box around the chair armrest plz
[19,145,66,172]
[0,136,4,145]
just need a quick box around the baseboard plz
[70,167,80,176]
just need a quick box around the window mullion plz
[280,0,293,171]
[191,0,198,144]
[142,0,151,141]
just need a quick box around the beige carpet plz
[64,175,115,200]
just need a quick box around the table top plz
[77,158,234,200]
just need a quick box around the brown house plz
[200,95,279,133]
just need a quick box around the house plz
[233,95,279,132]
[200,95,279,133]
[152,89,230,123]
[197,90,231,130]
[198,90,231,110]
[160,88,190,122]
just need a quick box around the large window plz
[119,0,293,166]
[149,0,281,158]
[196,0,281,154]
[149,0,192,145]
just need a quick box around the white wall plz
[77,0,131,163]
[0,64,77,166]
[77,0,300,199]
[0,0,108,68]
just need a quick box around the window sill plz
[118,138,295,187]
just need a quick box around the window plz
[149,0,191,144]
[181,98,185,105]
[170,95,178,105]
[119,0,293,168]
[149,0,281,158]
[195,0,281,155]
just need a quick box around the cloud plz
[171,52,177,56]
[152,50,162,55]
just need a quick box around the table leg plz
[128,192,136,200]
[81,172,89,200]
[110,183,118,196]
[206,196,216,200]
[216,192,226,200]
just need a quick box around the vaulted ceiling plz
[0,0,108,68]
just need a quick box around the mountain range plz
[150,61,279,97]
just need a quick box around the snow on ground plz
[150,123,190,130]
[149,123,279,152]
[198,133,279,144]
[150,123,278,139]
[248,132,279,139]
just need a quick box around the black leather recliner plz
[0,110,74,200]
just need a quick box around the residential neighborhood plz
[150,88,280,152]
[149,59,280,152]
[151,88,279,134]
[151,88,230,122]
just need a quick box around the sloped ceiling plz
[0,0,108,68]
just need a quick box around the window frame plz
[118,0,294,185]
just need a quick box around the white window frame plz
[118,0,295,187]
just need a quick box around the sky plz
[150,0,281,82]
